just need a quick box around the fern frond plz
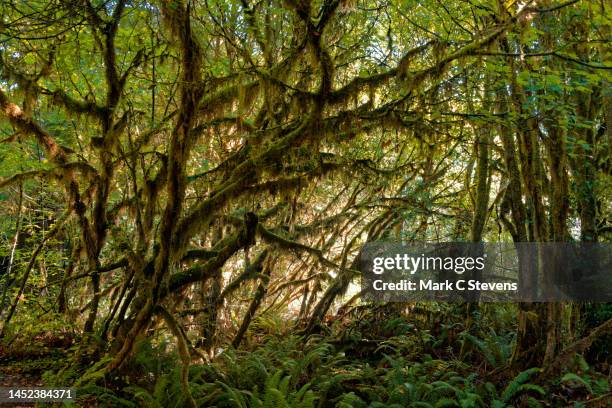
[526,396,544,408]
[434,398,460,407]
[123,385,163,408]
[560,373,593,394]
[501,368,541,402]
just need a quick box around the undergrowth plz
[29,303,608,407]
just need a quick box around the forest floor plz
[0,363,43,407]
[1,347,56,387]
[0,342,61,407]
[0,307,610,407]
[0,364,43,388]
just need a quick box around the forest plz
[0,0,610,406]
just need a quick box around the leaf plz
[501,368,541,402]
[560,373,593,394]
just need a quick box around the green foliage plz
[491,368,544,406]
[58,308,611,408]
[560,373,593,394]
[0,1,609,408]
[458,329,512,368]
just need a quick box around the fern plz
[459,332,509,368]
[98,392,138,408]
[334,392,367,408]
[77,384,137,408]
[153,373,173,404]
[497,367,542,403]
[560,373,593,394]
[434,398,460,407]
[262,388,289,408]
[430,380,458,397]
[288,342,334,387]
[291,383,316,408]
[123,385,163,408]
[73,355,113,387]
[526,396,544,408]
[410,402,434,408]
[217,380,250,408]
